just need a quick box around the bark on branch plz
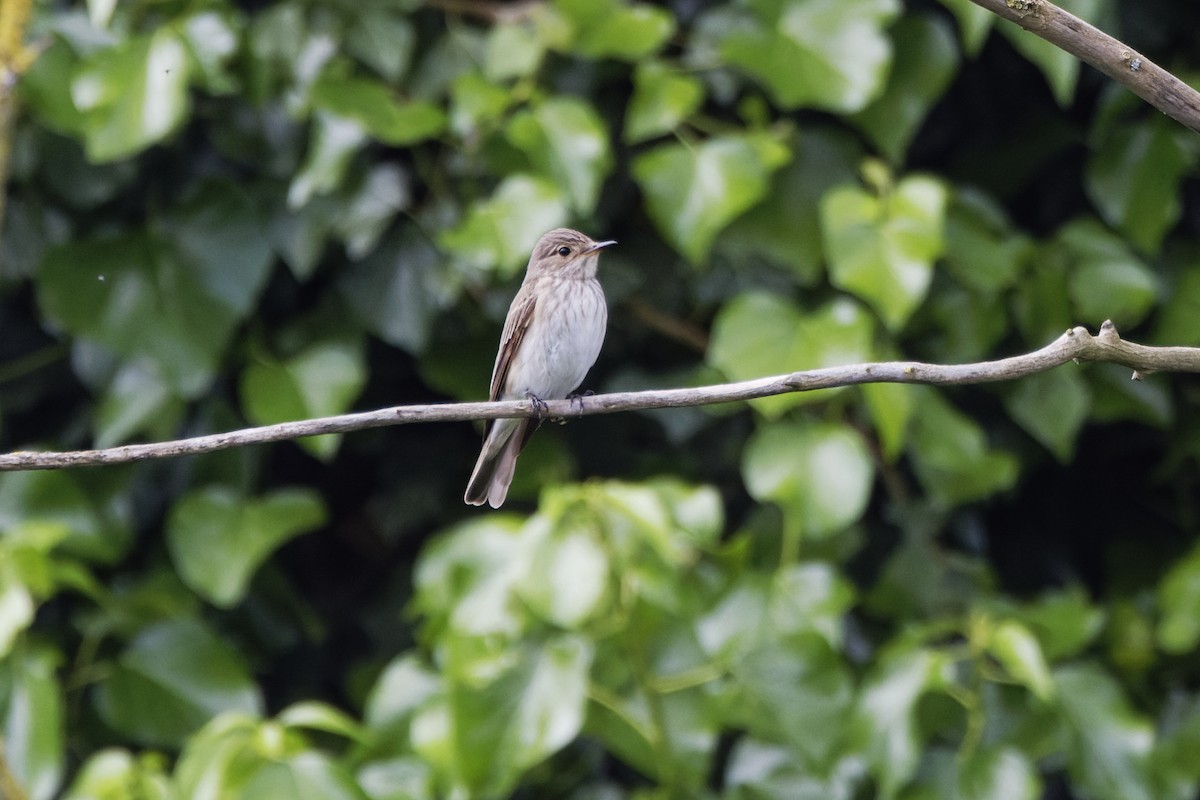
[968,0,1200,134]
[2,322,1197,472]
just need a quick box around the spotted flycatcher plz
[464,228,615,508]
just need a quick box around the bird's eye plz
[557,246,571,257]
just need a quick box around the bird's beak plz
[587,240,617,253]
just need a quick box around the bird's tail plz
[464,419,528,508]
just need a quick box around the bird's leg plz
[526,392,550,428]
[567,389,594,418]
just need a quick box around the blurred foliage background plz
[2,0,1200,797]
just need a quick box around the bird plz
[464,228,615,508]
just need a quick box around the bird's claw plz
[527,393,550,419]
[566,389,594,418]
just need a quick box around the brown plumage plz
[464,228,614,508]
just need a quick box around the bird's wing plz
[489,289,537,402]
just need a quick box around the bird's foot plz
[567,389,594,418]
[526,392,550,421]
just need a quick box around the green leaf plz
[94,360,184,449]
[720,0,901,112]
[742,420,874,541]
[550,0,675,60]
[724,634,854,764]
[311,73,446,146]
[1019,587,1105,661]
[863,380,914,462]
[1058,219,1158,327]
[632,133,790,264]
[241,339,367,460]
[821,173,948,329]
[988,620,1054,701]
[708,293,875,418]
[624,61,704,143]
[439,174,569,277]
[507,96,613,214]
[71,30,191,162]
[956,746,1043,800]
[0,470,124,565]
[180,10,241,94]
[1087,113,1197,255]
[485,22,544,81]
[338,226,452,355]
[38,234,243,397]
[997,0,1103,104]
[18,39,87,135]
[909,387,1019,506]
[333,163,412,259]
[851,15,959,162]
[167,486,327,608]
[1055,663,1155,800]
[1003,366,1091,462]
[852,647,942,799]
[943,188,1032,295]
[288,113,367,207]
[63,748,172,800]
[161,179,275,315]
[1,644,64,800]
[94,618,262,747]
[519,515,612,628]
[936,0,995,55]
[450,71,513,135]
[720,127,863,283]
[1157,540,1200,654]
[239,752,368,800]
[277,702,367,742]
[412,636,593,797]
[346,7,416,83]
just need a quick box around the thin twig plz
[968,0,1200,134]
[1,322,1197,472]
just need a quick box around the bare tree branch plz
[1,322,1197,472]
[968,0,1200,134]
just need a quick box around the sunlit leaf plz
[633,133,790,264]
[709,292,875,417]
[720,0,900,112]
[851,15,959,162]
[821,172,948,329]
[742,419,874,541]
[507,97,613,214]
[624,62,704,143]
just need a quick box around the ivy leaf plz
[439,175,569,277]
[507,97,613,214]
[550,0,675,60]
[720,0,900,112]
[72,30,190,161]
[633,133,790,264]
[624,62,704,143]
[1003,367,1091,462]
[851,15,959,162]
[821,173,948,330]
[38,234,244,397]
[311,73,445,146]
[708,292,875,418]
[742,420,874,541]
[1087,113,1197,255]
[240,339,367,460]
[167,487,327,608]
[1055,663,1155,800]
[94,618,262,747]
